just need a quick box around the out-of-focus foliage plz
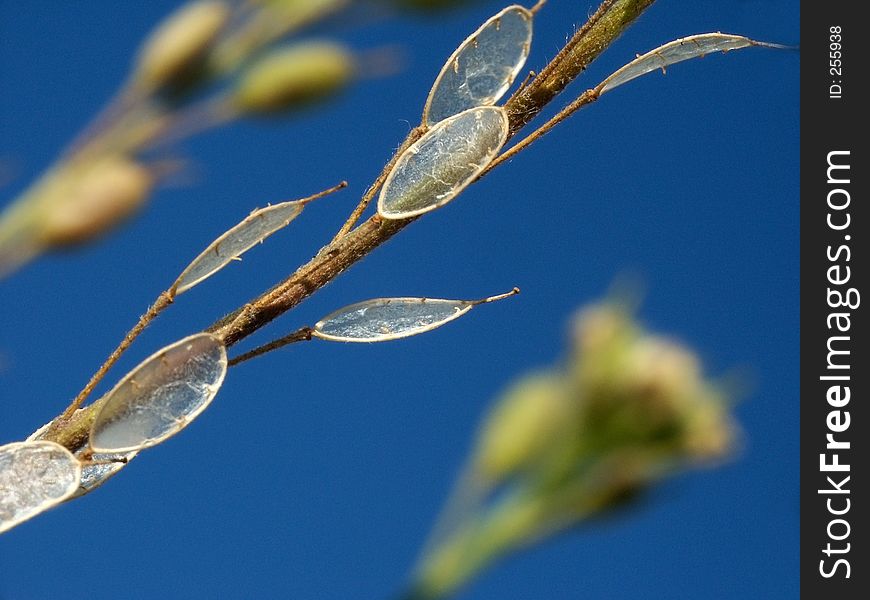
[407,300,737,599]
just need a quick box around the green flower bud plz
[255,0,349,28]
[473,373,572,483]
[231,42,354,114]
[681,394,739,462]
[231,41,354,114]
[133,0,231,91]
[39,157,153,247]
[570,304,736,463]
[209,0,349,73]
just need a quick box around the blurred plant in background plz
[0,0,386,278]
[0,0,790,596]
[405,300,737,599]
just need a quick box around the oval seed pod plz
[600,33,782,94]
[24,414,136,498]
[172,182,343,295]
[71,451,138,499]
[173,201,305,295]
[313,289,518,342]
[0,441,82,534]
[423,5,532,125]
[378,106,509,219]
[90,333,228,453]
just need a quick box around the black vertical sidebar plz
[801,2,867,597]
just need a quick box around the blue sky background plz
[0,1,798,599]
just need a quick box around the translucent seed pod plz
[313,289,518,342]
[600,33,783,95]
[423,5,533,125]
[173,201,305,295]
[90,333,228,453]
[133,0,231,91]
[0,441,82,534]
[25,415,136,498]
[171,182,343,295]
[378,106,509,219]
[72,451,138,499]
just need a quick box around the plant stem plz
[37,0,657,454]
[330,126,426,243]
[227,326,313,366]
[503,0,655,135]
[62,292,174,419]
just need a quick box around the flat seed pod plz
[90,333,228,453]
[24,414,135,498]
[423,5,533,125]
[600,33,779,94]
[378,106,509,219]
[313,289,519,342]
[0,441,82,534]
[172,200,306,295]
[314,298,473,342]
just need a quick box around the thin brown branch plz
[504,0,655,136]
[227,326,313,367]
[208,213,413,347]
[68,292,174,417]
[330,126,426,243]
[484,87,602,175]
[38,0,657,454]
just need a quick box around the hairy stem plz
[503,0,655,135]
[38,0,656,453]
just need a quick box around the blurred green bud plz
[619,337,736,461]
[231,41,354,114]
[681,394,738,462]
[39,157,154,247]
[209,0,349,74]
[622,339,702,429]
[571,304,737,462]
[255,0,349,28]
[410,299,742,600]
[393,0,480,12]
[572,303,635,360]
[133,0,231,91]
[473,373,572,482]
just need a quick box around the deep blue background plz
[0,1,798,599]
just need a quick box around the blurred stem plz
[417,461,490,565]
[404,491,549,600]
[0,98,163,276]
[405,454,644,600]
